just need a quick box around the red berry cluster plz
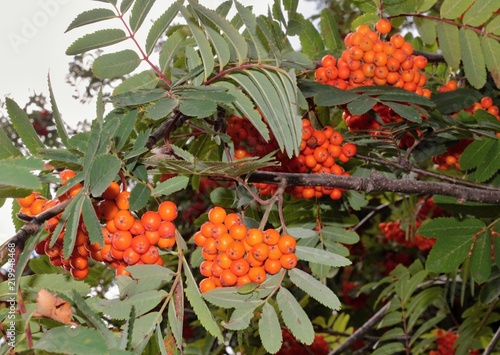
[194,207,298,293]
[432,139,472,170]
[429,329,480,355]
[342,280,369,309]
[20,169,179,279]
[378,198,444,251]
[315,20,430,96]
[226,115,357,200]
[433,81,500,169]
[341,102,423,148]
[277,328,329,355]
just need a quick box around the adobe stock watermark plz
[7,0,71,53]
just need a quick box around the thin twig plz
[329,301,391,355]
[484,324,500,355]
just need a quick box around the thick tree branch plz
[247,171,500,204]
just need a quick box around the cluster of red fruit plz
[378,198,444,251]
[226,115,356,200]
[194,207,297,293]
[19,169,179,279]
[276,328,329,355]
[315,19,430,96]
[429,329,480,355]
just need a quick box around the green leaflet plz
[440,0,475,19]
[320,8,343,51]
[82,195,103,246]
[346,95,377,116]
[288,268,341,310]
[152,176,189,197]
[298,16,324,59]
[486,15,500,35]
[128,182,150,211]
[462,0,499,27]
[436,22,461,69]
[92,49,142,79]
[259,303,282,353]
[459,28,486,89]
[222,305,258,330]
[66,28,127,55]
[418,217,484,273]
[183,258,223,341]
[481,36,500,89]
[145,0,181,55]
[295,245,352,267]
[65,8,116,32]
[62,194,85,258]
[34,327,108,353]
[129,0,156,33]
[5,98,45,156]
[0,157,43,191]
[48,75,70,148]
[470,229,492,284]
[277,287,315,345]
[89,153,122,197]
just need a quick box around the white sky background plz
[0,0,317,244]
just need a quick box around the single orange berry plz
[375,18,392,34]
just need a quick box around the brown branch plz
[412,50,445,63]
[329,302,391,355]
[247,171,500,204]
[356,154,500,191]
[0,199,71,262]
[395,13,500,42]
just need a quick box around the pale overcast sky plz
[0,0,316,243]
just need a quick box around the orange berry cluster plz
[96,184,178,277]
[315,20,430,96]
[194,207,298,293]
[19,169,179,279]
[226,115,356,200]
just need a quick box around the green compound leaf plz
[295,245,351,267]
[65,8,116,32]
[288,268,341,310]
[66,28,127,55]
[259,302,283,354]
[481,36,500,89]
[459,28,486,89]
[470,229,492,284]
[436,22,461,69]
[145,0,181,55]
[418,217,485,273]
[34,327,108,353]
[277,287,315,345]
[440,0,475,19]
[89,153,122,198]
[92,49,141,79]
[129,0,156,33]
[462,0,499,27]
[5,98,45,156]
[152,175,189,197]
[183,258,223,341]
